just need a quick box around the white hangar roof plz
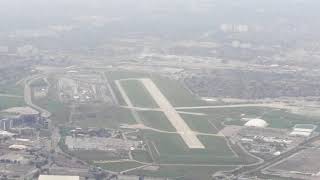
[38,175,80,180]
[244,118,268,128]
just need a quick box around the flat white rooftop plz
[3,106,39,115]
[38,175,80,180]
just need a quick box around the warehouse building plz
[244,118,268,128]
[290,124,317,137]
[38,175,80,180]
[0,107,40,130]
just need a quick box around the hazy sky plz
[1,0,320,45]
[1,0,319,24]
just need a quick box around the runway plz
[139,78,204,149]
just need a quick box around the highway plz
[233,134,320,177]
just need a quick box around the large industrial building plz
[290,124,317,137]
[38,175,80,180]
[244,118,268,128]
[0,106,41,130]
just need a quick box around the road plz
[101,72,119,105]
[233,134,320,177]
[174,103,288,110]
[120,106,206,116]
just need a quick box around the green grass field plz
[34,97,70,125]
[120,80,158,108]
[142,130,241,164]
[105,70,207,107]
[180,113,219,134]
[187,107,320,129]
[138,111,176,132]
[47,70,319,180]
[132,150,153,163]
[105,70,252,166]
[129,165,236,180]
[71,150,125,162]
[73,104,136,128]
[54,70,278,179]
[105,71,148,106]
[151,76,207,107]
[32,79,70,125]
[0,84,26,110]
[0,96,25,110]
[0,84,24,96]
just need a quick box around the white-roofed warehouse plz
[290,124,317,137]
[244,118,268,128]
[38,175,80,180]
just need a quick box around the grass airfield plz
[107,71,253,167]
[27,70,320,179]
